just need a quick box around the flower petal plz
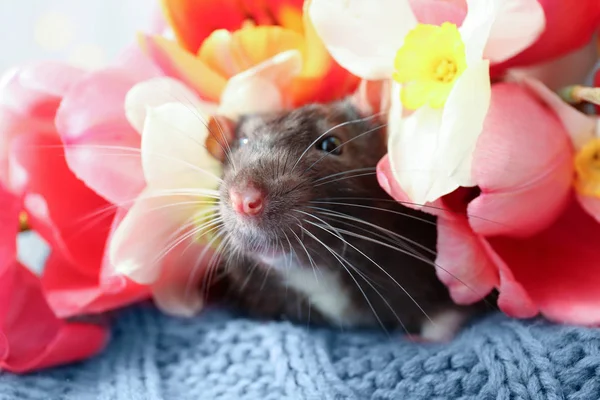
[41,250,149,319]
[518,76,597,150]
[307,0,416,80]
[487,197,600,325]
[0,185,107,373]
[139,34,227,102]
[0,261,109,373]
[494,0,600,70]
[41,207,150,318]
[198,26,304,79]
[56,69,149,205]
[151,240,219,317]
[432,60,491,198]
[388,103,448,206]
[468,83,573,237]
[125,76,216,134]
[160,0,247,53]
[435,216,499,305]
[577,193,600,223]
[9,132,114,275]
[458,0,498,63]
[218,50,302,119]
[109,187,216,285]
[141,102,222,190]
[482,0,545,63]
[376,155,447,217]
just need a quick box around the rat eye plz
[238,137,249,146]
[316,136,343,155]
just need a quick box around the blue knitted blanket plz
[1,304,600,400]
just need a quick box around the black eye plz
[316,136,343,155]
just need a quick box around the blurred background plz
[0,0,157,75]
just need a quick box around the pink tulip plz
[377,80,600,325]
[0,182,108,374]
[0,60,151,319]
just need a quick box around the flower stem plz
[558,85,600,106]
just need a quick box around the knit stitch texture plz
[1,304,600,400]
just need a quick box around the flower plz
[0,61,151,319]
[377,77,600,325]
[139,0,359,108]
[0,182,108,374]
[309,0,545,205]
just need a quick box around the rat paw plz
[417,308,470,343]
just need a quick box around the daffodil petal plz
[141,102,222,190]
[458,0,498,64]
[307,0,416,80]
[435,60,491,192]
[388,103,444,206]
[484,0,545,63]
[125,77,217,134]
[109,187,193,284]
[217,50,302,120]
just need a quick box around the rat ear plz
[205,115,237,162]
[349,79,391,122]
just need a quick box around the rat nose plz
[230,186,264,216]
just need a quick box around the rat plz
[204,97,493,341]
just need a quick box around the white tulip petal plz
[308,0,416,80]
[125,77,217,134]
[141,102,222,190]
[388,105,445,206]
[217,50,302,120]
[436,60,491,190]
[484,0,545,63]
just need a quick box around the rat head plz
[217,100,388,266]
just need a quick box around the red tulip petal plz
[139,34,227,102]
[41,250,149,319]
[56,68,149,205]
[9,132,112,277]
[487,197,600,325]
[160,0,247,53]
[435,216,499,305]
[0,184,107,373]
[0,261,109,373]
[493,0,600,71]
[577,193,600,224]
[468,83,573,238]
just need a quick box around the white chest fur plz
[256,253,369,326]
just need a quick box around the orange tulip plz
[140,0,359,106]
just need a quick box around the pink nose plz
[230,186,264,216]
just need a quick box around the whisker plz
[313,172,378,187]
[291,111,385,173]
[302,218,434,325]
[304,123,386,173]
[312,167,376,184]
[298,225,402,336]
[309,201,436,226]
